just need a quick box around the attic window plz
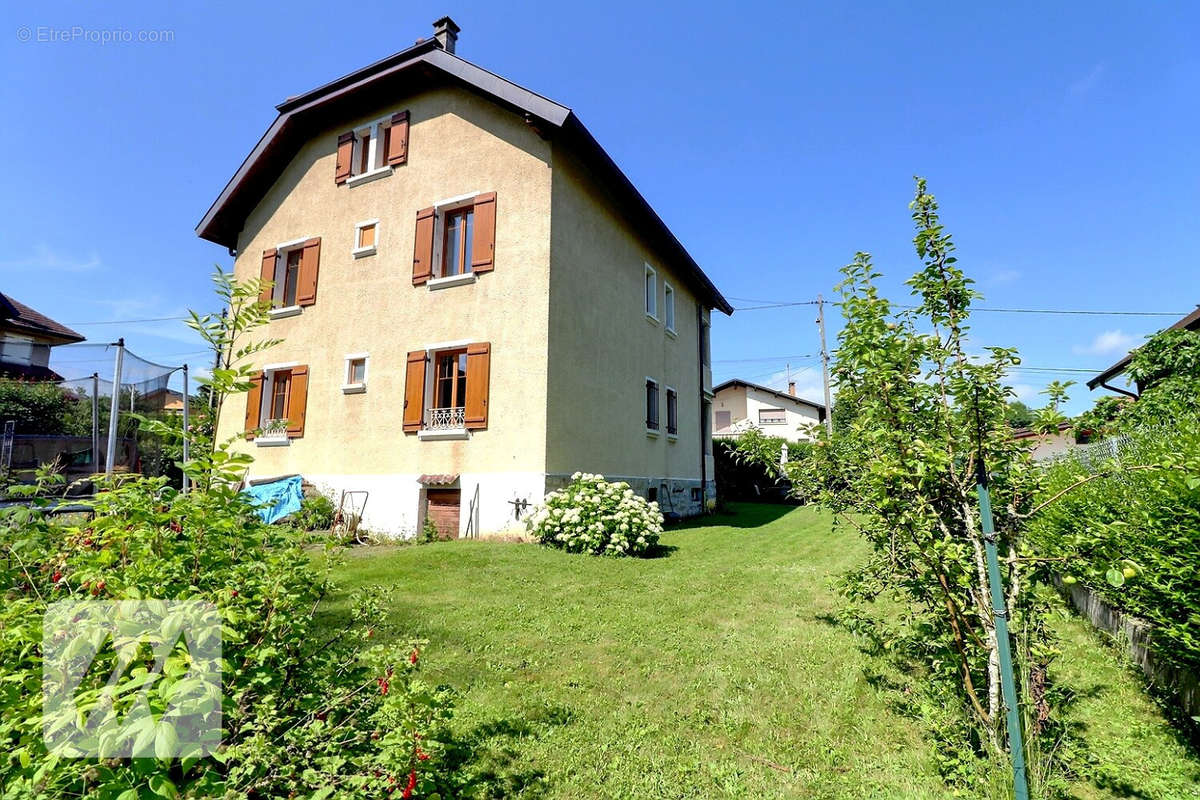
[339,110,409,186]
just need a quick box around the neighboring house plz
[138,387,189,414]
[0,294,84,381]
[196,18,732,538]
[1087,305,1200,397]
[711,379,824,442]
[1012,422,1075,462]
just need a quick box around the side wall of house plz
[712,387,748,435]
[743,387,821,441]
[218,86,554,537]
[545,147,712,516]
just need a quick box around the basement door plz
[425,489,461,540]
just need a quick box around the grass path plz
[320,504,1198,799]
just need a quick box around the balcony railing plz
[425,406,465,430]
[257,418,289,444]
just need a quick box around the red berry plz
[230,589,238,597]
[409,649,419,664]
[402,770,417,799]
[51,572,62,583]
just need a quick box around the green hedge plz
[1026,422,1200,675]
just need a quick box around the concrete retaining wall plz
[1059,580,1199,720]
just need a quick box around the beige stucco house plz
[196,18,731,538]
[712,379,824,442]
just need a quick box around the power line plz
[712,353,816,364]
[734,299,1189,317]
[65,315,190,325]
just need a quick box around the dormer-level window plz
[335,111,410,186]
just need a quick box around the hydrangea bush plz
[529,473,663,557]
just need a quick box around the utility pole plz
[816,294,833,436]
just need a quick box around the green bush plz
[529,473,663,556]
[0,379,91,436]
[288,493,336,531]
[0,474,456,798]
[1026,421,1200,675]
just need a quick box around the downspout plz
[697,303,707,511]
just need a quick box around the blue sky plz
[2,1,1198,413]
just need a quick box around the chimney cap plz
[433,16,461,53]
[433,15,461,34]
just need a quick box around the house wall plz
[218,86,554,536]
[545,147,712,516]
[712,385,821,442]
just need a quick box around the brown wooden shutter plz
[286,365,308,437]
[471,192,497,273]
[258,250,276,304]
[244,372,264,436]
[386,110,409,166]
[403,351,427,432]
[412,207,435,285]
[296,237,321,306]
[464,342,491,430]
[335,131,355,184]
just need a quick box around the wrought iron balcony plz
[425,406,465,430]
[257,418,290,445]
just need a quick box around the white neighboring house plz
[712,379,825,442]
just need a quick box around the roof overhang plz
[1086,306,1200,390]
[196,42,732,315]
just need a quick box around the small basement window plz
[353,220,378,258]
[343,354,368,393]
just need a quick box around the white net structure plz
[0,341,196,489]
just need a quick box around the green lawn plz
[319,504,1199,799]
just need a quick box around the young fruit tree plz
[790,179,1055,783]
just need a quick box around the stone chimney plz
[788,381,796,396]
[433,16,460,54]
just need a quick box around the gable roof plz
[196,38,733,315]
[713,378,826,418]
[0,294,84,344]
[1086,305,1200,391]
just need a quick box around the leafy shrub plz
[0,474,456,799]
[529,473,662,556]
[0,379,91,436]
[288,492,336,531]
[1026,421,1200,675]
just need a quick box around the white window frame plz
[343,353,369,394]
[644,263,658,322]
[268,237,310,318]
[428,191,481,288]
[663,281,676,334]
[257,364,299,447]
[345,113,398,186]
[645,376,660,437]
[417,342,473,441]
[352,219,379,259]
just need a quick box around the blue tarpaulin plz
[241,476,304,524]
